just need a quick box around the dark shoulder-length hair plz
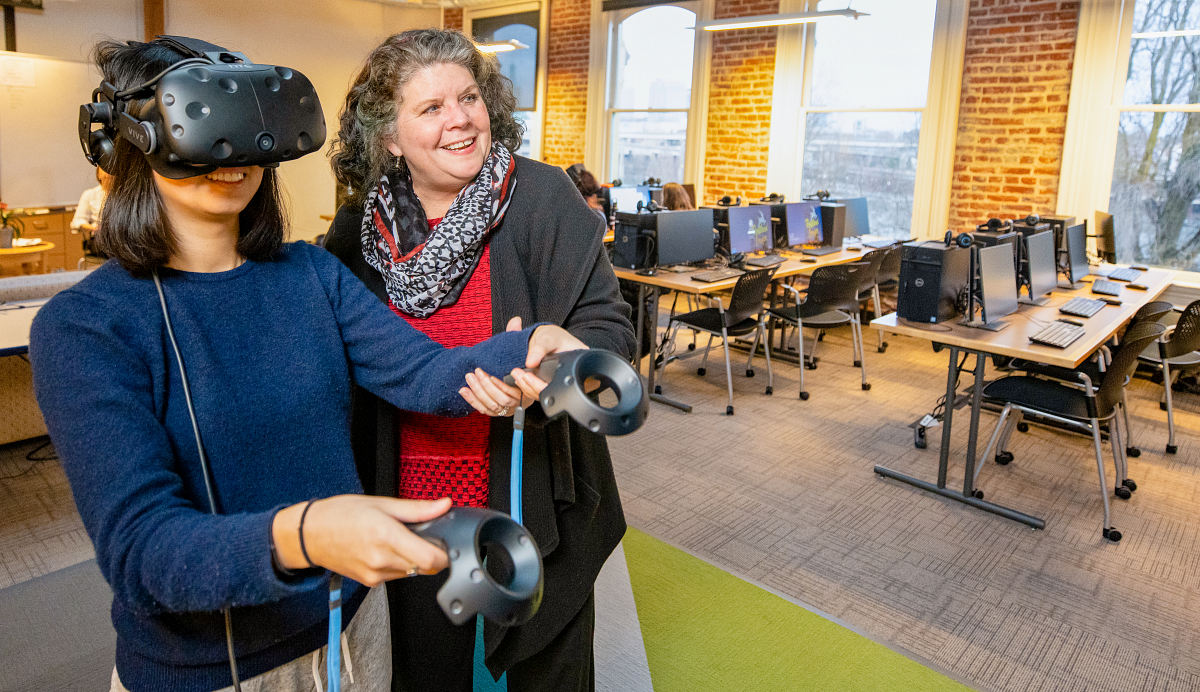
[91,39,289,275]
[329,29,524,210]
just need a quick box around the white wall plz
[5,0,439,240]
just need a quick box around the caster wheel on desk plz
[995,451,1014,465]
[1103,527,1122,543]
[697,367,706,376]
[1122,479,1137,492]
[765,386,773,395]
[914,426,927,449]
[972,489,984,499]
[746,369,755,378]
[726,405,734,416]
[862,383,871,391]
[799,391,810,401]
[687,343,696,351]
[1126,446,1141,458]
[654,385,662,395]
[1115,486,1132,500]
[1017,422,1029,433]
[1167,444,1178,454]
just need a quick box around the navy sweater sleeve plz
[306,244,532,414]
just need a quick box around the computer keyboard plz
[799,245,840,256]
[691,267,745,283]
[1029,320,1087,348]
[1107,267,1142,282]
[1091,279,1123,296]
[1059,297,1105,318]
[744,254,785,268]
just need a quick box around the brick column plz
[947,1,1081,232]
[701,0,780,205]
[543,0,592,166]
[443,8,463,32]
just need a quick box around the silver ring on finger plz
[499,406,510,416]
[405,567,418,577]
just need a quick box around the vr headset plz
[79,36,326,179]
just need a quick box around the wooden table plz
[0,242,55,276]
[615,247,874,411]
[869,265,1174,528]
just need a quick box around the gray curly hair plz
[330,29,523,209]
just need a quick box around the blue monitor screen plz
[785,202,823,247]
[727,206,773,255]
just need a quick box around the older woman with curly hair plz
[324,29,635,692]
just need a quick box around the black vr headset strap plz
[152,35,251,65]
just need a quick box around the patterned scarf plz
[360,143,516,317]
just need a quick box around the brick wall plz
[701,0,780,205]
[947,0,1081,232]
[443,8,463,32]
[543,0,592,166]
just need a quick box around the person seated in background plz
[662,182,694,211]
[70,167,112,234]
[567,163,607,223]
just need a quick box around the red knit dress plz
[389,219,493,508]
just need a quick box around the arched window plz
[606,5,698,185]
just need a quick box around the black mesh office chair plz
[765,263,868,400]
[978,322,1165,543]
[797,254,876,386]
[1138,300,1200,454]
[658,267,777,415]
[873,245,903,352]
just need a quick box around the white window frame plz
[764,0,968,239]
[584,0,714,194]
[464,0,550,161]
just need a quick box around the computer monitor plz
[785,202,823,248]
[1094,211,1116,263]
[977,243,1019,331]
[609,186,647,213]
[1021,230,1057,306]
[837,197,869,238]
[656,209,716,266]
[1063,222,1090,287]
[726,206,773,255]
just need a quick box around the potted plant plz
[0,202,25,249]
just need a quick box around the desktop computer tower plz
[612,212,654,270]
[819,203,846,247]
[897,241,970,323]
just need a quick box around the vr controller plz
[79,36,326,179]
[416,350,647,628]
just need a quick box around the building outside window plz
[605,4,698,185]
[1107,0,1200,269]
[796,0,938,239]
[467,3,546,160]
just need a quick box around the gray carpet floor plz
[610,316,1200,692]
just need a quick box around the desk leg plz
[874,346,1045,530]
[638,284,692,413]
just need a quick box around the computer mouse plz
[1132,264,1149,271]
[800,258,817,263]
[1099,297,1122,306]
[637,267,658,277]
[1058,318,1084,327]
[847,246,862,252]
[1127,283,1148,290]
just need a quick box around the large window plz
[466,3,547,160]
[605,4,698,185]
[796,0,938,239]
[1107,1,1200,269]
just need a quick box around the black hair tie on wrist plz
[298,498,319,569]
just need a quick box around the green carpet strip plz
[622,528,969,691]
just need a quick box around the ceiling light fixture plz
[1131,29,1200,39]
[694,8,867,32]
[476,39,530,53]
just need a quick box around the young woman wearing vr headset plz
[30,37,584,692]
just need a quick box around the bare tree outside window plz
[1109,0,1200,268]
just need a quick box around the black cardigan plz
[324,157,636,676]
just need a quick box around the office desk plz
[0,299,46,357]
[615,248,870,412]
[869,266,1174,528]
[0,242,55,277]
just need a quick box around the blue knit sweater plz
[29,242,531,692]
